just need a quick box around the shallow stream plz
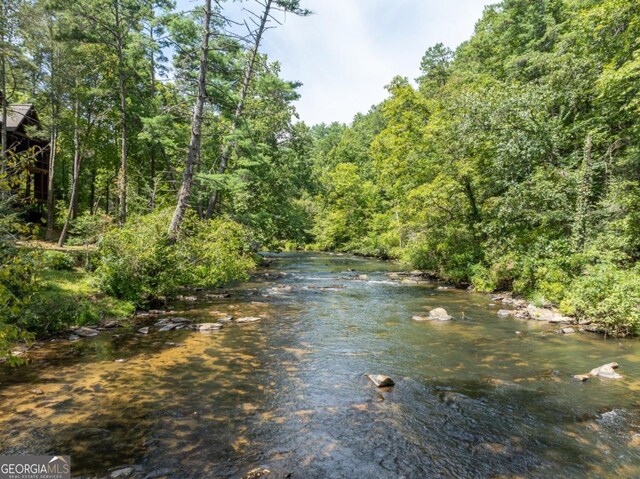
[1,253,639,478]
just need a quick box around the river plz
[1,253,639,478]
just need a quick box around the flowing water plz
[1,253,640,478]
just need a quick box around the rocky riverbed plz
[1,253,639,478]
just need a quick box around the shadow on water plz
[1,253,640,478]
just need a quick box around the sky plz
[178,0,495,126]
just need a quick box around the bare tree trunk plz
[45,18,58,241]
[204,0,273,219]
[167,0,212,242]
[149,22,156,211]
[58,97,81,247]
[44,125,57,240]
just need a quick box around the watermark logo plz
[0,455,70,479]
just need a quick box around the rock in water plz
[428,308,453,321]
[218,315,234,322]
[138,327,149,335]
[412,315,431,321]
[195,323,223,332]
[527,304,572,323]
[73,327,99,337]
[574,362,622,381]
[158,323,178,332]
[110,467,134,478]
[357,274,369,281]
[561,327,575,334]
[367,374,395,387]
[242,468,270,479]
[236,317,261,323]
[591,363,622,379]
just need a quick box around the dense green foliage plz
[308,0,640,334]
[95,209,256,304]
[2,0,640,366]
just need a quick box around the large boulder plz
[527,305,572,323]
[574,362,622,381]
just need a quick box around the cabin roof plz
[1,104,35,132]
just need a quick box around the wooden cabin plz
[1,103,49,213]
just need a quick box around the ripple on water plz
[1,252,640,478]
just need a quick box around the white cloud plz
[178,0,494,125]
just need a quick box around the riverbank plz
[320,249,638,338]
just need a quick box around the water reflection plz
[0,253,639,478]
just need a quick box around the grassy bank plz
[22,267,136,337]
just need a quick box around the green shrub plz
[19,291,98,336]
[95,210,256,305]
[41,250,75,271]
[66,213,113,246]
[561,263,640,335]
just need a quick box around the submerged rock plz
[206,293,231,299]
[497,309,514,317]
[242,468,270,479]
[574,362,622,381]
[428,307,453,321]
[412,315,431,322]
[236,317,261,323]
[110,467,135,478]
[195,323,223,332]
[366,374,395,387]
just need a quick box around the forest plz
[1,0,639,363]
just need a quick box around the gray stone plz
[527,304,570,323]
[73,327,99,337]
[195,323,223,332]
[412,315,431,321]
[561,327,575,334]
[357,274,369,281]
[138,327,149,335]
[367,374,395,387]
[574,362,622,381]
[236,317,261,323]
[171,317,192,324]
[428,307,452,321]
[158,323,177,332]
[110,467,134,478]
